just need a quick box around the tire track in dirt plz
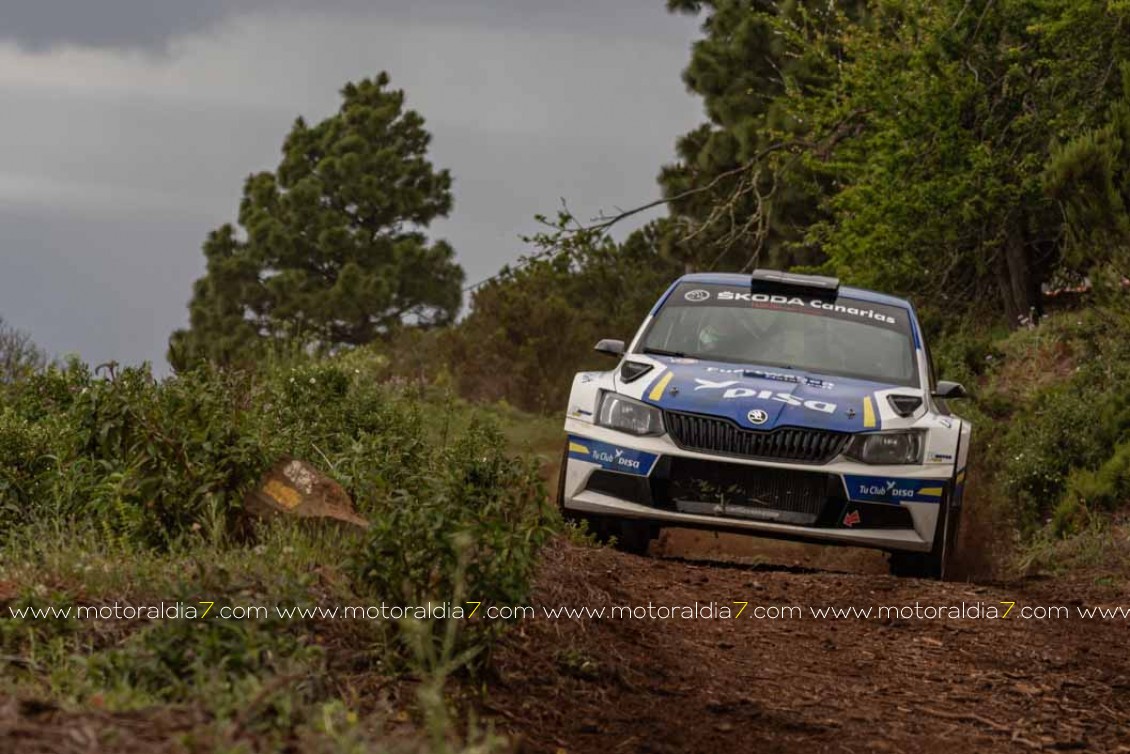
[488,538,1130,753]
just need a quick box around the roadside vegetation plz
[0,353,556,751]
[939,305,1130,575]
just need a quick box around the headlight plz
[597,393,665,436]
[845,431,924,465]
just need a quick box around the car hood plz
[636,357,908,433]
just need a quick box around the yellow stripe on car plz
[568,442,589,454]
[919,487,943,497]
[648,371,674,401]
[862,396,877,428]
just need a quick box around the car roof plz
[675,272,913,310]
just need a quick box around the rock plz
[244,458,369,529]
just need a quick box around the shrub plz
[354,419,551,666]
[0,354,553,693]
[0,360,550,597]
[969,305,1130,540]
[1,364,266,545]
[995,384,1109,531]
[1057,441,1130,534]
[0,409,60,526]
[0,361,437,545]
[929,322,1004,390]
[84,616,325,711]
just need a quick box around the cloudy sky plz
[0,1,704,369]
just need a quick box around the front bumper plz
[562,421,952,553]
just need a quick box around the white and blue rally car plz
[557,270,971,578]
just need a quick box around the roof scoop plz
[751,269,840,298]
[887,394,923,417]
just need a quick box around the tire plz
[556,440,657,556]
[888,496,961,579]
[888,549,943,579]
[612,519,658,556]
[554,440,571,513]
[556,440,608,537]
[572,515,656,555]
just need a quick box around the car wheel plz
[888,549,943,579]
[555,440,570,513]
[573,514,657,555]
[556,441,657,555]
[888,498,960,579]
[557,441,611,539]
[613,519,658,556]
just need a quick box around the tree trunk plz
[998,233,1040,326]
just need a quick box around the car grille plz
[664,457,832,524]
[664,410,849,464]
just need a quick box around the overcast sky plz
[0,2,703,369]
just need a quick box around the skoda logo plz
[747,409,769,425]
[683,289,710,302]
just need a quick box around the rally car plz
[557,270,971,578]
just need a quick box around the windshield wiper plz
[642,347,690,358]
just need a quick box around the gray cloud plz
[0,0,230,50]
[0,1,692,51]
[0,4,702,369]
[0,207,208,368]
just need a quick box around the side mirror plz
[933,381,968,400]
[594,339,625,358]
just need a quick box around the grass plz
[1014,518,1130,579]
[1,516,512,752]
[417,392,563,463]
[0,373,560,753]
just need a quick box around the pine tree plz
[169,73,463,369]
[661,0,867,272]
[1045,63,1130,275]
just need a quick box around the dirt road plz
[3,531,1127,752]
[488,535,1130,753]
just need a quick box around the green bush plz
[1059,441,1130,529]
[354,419,551,665]
[995,384,1109,530]
[84,616,324,709]
[0,360,461,546]
[969,305,1130,540]
[0,355,553,702]
[0,358,552,667]
[928,321,1004,390]
[1,364,262,543]
[0,409,60,525]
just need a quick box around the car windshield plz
[642,284,919,386]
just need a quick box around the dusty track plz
[488,535,1130,753]
[3,532,1127,752]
